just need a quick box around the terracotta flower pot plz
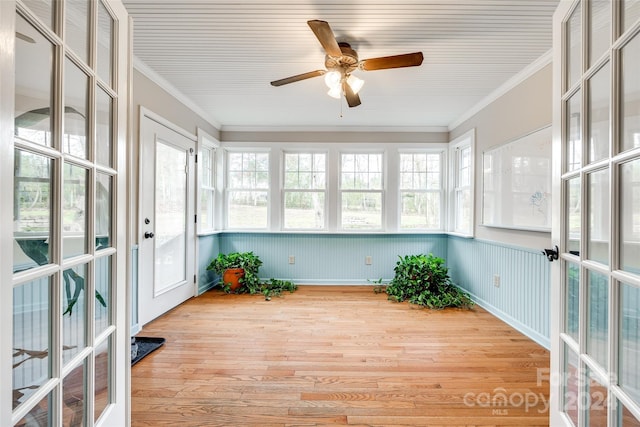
[223,268,245,291]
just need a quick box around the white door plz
[551,1,640,426]
[3,0,130,426]
[139,114,196,326]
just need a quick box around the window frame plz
[449,129,475,236]
[196,129,219,235]
[282,150,328,231]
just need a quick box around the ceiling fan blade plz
[270,70,326,87]
[343,81,361,108]
[307,20,342,57]
[360,52,424,71]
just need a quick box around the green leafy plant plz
[261,278,298,300]
[207,251,263,293]
[383,254,474,309]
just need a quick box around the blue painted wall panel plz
[197,234,220,294]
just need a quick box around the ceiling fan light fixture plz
[346,74,364,94]
[327,85,342,99]
[324,70,342,89]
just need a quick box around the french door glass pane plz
[15,14,53,147]
[96,173,112,249]
[15,391,53,427]
[620,159,640,275]
[619,399,640,426]
[588,62,610,163]
[588,169,609,265]
[97,0,114,86]
[63,359,86,426]
[65,0,90,64]
[14,150,53,273]
[567,91,582,172]
[588,0,610,67]
[400,191,441,229]
[94,337,111,422]
[13,277,51,410]
[587,270,609,369]
[63,163,88,259]
[623,0,640,34]
[585,369,609,425]
[565,262,580,341]
[284,192,325,229]
[62,263,87,365]
[567,177,581,254]
[96,87,113,167]
[64,58,89,159]
[620,282,640,407]
[621,33,640,153]
[563,344,580,426]
[155,142,187,293]
[22,0,54,30]
[341,192,382,230]
[567,3,582,90]
[95,255,112,337]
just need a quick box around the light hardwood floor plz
[131,286,550,426]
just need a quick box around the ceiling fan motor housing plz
[325,42,359,74]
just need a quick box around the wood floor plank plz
[132,286,550,426]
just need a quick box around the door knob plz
[144,231,155,239]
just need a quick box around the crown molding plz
[220,125,449,133]
[448,49,552,132]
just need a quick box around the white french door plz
[138,112,196,326]
[1,0,130,426]
[551,1,640,426]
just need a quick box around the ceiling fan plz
[270,20,424,108]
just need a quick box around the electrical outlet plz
[493,274,501,287]
[288,255,295,264]
[365,256,372,265]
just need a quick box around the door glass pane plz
[567,3,582,90]
[567,177,581,255]
[155,141,187,293]
[96,87,113,167]
[566,263,580,341]
[585,369,609,425]
[620,282,640,406]
[14,150,53,273]
[589,0,610,67]
[65,0,90,64]
[619,399,640,426]
[95,255,111,337]
[621,34,640,153]
[567,91,582,172]
[94,336,111,422]
[63,163,88,259]
[623,0,640,34]
[97,1,114,86]
[588,62,610,163]
[563,344,580,426]
[13,277,51,410]
[587,270,609,369]
[588,169,609,265]
[22,0,54,30]
[15,14,53,147]
[15,390,53,427]
[620,159,640,275]
[63,359,86,426]
[64,58,89,159]
[96,173,112,249]
[62,263,87,366]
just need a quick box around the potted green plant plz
[207,251,263,293]
[382,253,474,309]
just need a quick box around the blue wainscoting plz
[447,236,550,349]
[197,233,221,294]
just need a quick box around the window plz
[340,153,383,230]
[399,152,442,229]
[283,152,326,230]
[226,151,269,229]
[197,131,218,233]
[450,130,474,235]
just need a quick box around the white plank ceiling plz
[122,0,560,131]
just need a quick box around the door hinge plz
[193,274,197,284]
[195,154,198,163]
[194,214,197,223]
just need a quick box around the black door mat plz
[131,337,166,366]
